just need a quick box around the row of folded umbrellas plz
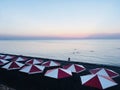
[0,54,119,89]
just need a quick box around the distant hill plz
[0,33,120,40]
[85,33,120,39]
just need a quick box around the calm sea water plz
[0,39,120,66]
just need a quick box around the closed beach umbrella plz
[0,59,9,65]
[42,61,60,67]
[2,61,24,70]
[19,64,45,74]
[45,68,72,79]
[80,74,117,89]
[63,64,86,73]
[89,68,119,78]
[25,59,43,65]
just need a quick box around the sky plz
[0,0,120,39]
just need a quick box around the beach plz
[0,53,120,90]
[1,0,120,89]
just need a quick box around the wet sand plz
[0,53,120,90]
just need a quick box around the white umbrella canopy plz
[2,61,24,70]
[63,64,86,73]
[45,68,72,79]
[89,68,119,78]
[19,64,45,74]
[25,59,43,65]
[0,59,9,65]
[42,61,60,67]
[80,74,117,89]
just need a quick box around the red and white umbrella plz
[42,61,60,67]
[45,68,72,79]
[80,74,117,89]
[0,59,9,65]
[4,55,15,60]
[25,59,43,65]
[19,64,45,74]
[2,61,24,70]
[89,68,119,78]
[0,55,6,59]
[63,64,86,73]
[0,54,5,57]
[14,56,28,61]
[4,55,15,59]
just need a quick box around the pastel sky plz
[0,0,120,38]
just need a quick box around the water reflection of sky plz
[0,40,120,66]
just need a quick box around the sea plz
[0,39,120,67]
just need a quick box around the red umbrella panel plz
[89,68,119,78]
[25,59,43,65]
[2,61,24,70]
[19,64,45,74]
[45,68,72,79]
[42,61,60,67]
[80,74,117,89]
[63,64,86,73]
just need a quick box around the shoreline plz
[0,53,120,90]
[1,53,120,68]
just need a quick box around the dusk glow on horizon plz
[0,0,120,39]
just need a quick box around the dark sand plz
[0,53,120,90]
[0,84,15,90]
